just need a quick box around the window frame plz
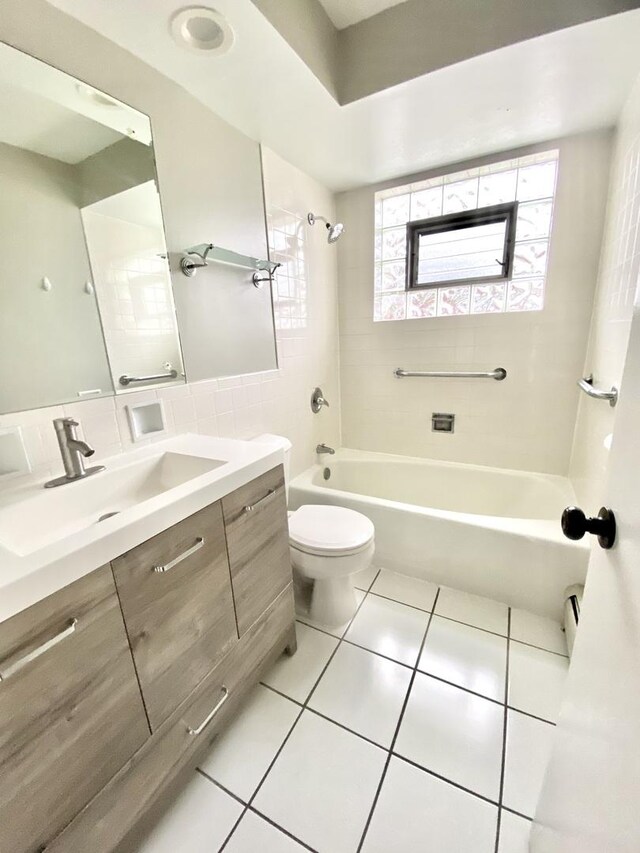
[406,201,519,292]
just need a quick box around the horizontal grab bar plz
[119,370,179,387]
[577,375,618,407]
[394,367,507,381]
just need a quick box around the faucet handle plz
[311,387,329,413]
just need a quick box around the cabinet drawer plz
[46,584,296,853]
[0,565,149,853]
[222,465,292,635]
[112,501,238,730]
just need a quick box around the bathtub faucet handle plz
[311,387,330,413]
[316,443,335,455]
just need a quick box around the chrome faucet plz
[44,418,105,488]
[316,443,335,455]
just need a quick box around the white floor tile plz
[353,564,380,591]
[297,589,365,638]
[395,672,504,801]
[436,586,509,635]
[418,615,507,701]
[345,594,430,666]
[370,569,438,612]
[261,623,338,703]
[225,811,306,852]
[253,710,386,853]
[498,810,532,853]
[503,710,555,818]
[508,642,569,722]
[199,685,300,800]
[309,642,412,747]
[361,756,497,853]
[136,773,242,853]
[510,609,567,655]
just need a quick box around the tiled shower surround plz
[337,132,613,474]
[571,74,640,509]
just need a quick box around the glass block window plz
[373,150,559,321]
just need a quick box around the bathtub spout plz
[316,443,335,455]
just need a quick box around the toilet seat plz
[289,504,374,557]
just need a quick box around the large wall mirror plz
[0,42,185,414]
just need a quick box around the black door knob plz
[561,506,616,550]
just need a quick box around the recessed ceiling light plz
[170,6,234,55]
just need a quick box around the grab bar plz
[577,374,618,407]
[119,370,179,387]
[394,367,507,381]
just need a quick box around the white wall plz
[0,2,340,485]
[570,76,640,508]
[82,209,183,387]
[336,132,612,474]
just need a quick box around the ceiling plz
[45,1,640,191]
[0,82,124,164]
[317,0,408,29]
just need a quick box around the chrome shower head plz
[307,212,345,243]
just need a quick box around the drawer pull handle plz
[187,686,229,736]
[0,618,77,682]
[243,487,277,514]
[153,537,205,573]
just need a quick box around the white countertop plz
[0,434,284,623]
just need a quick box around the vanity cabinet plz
[0,565,150,853]
[112,501,238,730]
[0,464,295,853]
[222,466,291,635]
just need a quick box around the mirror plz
[0,42,184,414]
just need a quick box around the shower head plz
[307,212,345,243]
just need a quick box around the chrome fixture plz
[153,537,205,573]
[316,443,335,455]
[394,367,507,381]
[432,413,455,433]
[242,488,278,515]
[311,387,330,413]
[307,212,345,243]
[0,618,77,681]
[577,374,618,407]
[187,685,230,736]
[119,369,179,386]
[45,418,105,488]
[180,242,280,288]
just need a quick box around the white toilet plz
[253,434,375,627]
[289,504,375,626]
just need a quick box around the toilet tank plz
[251,434,292,497]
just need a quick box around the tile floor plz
[138,568,569,853]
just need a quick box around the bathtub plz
[288,448,589,620]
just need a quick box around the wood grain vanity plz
[0,464,295,853]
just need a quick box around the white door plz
[531,299,640,852]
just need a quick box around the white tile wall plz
[336,132,613,474]
[0,148,340,485]
[82,209,183,386]
[570,75,640,507]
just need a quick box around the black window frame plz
[406,201,519,291]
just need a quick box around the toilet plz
[253,434,375,627]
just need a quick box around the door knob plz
[561,506,616,550]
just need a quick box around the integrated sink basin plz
[0,451,224,557]
[0,432,286,625]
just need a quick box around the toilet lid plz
[289,504,374,556]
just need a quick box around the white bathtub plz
[289,448,589,620]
